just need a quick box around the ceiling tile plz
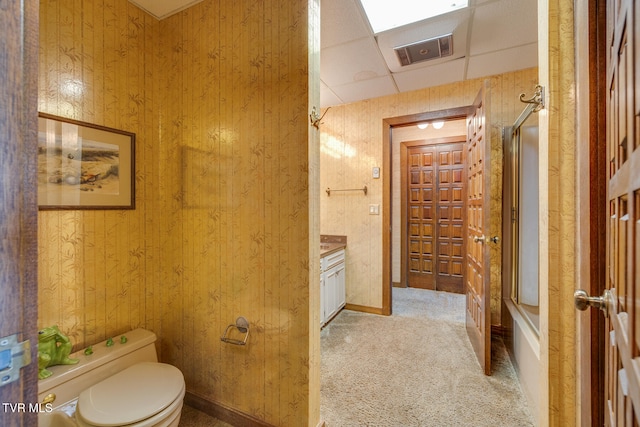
[321,0,372,48]
[330,76,398,105]
[466,43,538,79]
[393,58,466,92]
[320,82,344,108]
[321,38,390,87]
[469,0,537,56]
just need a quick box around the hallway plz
[320,288,534,426]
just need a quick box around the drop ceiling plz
[129,0,538,108]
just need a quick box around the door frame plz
[400,136,467,291]
[381,106,472,315]
[0,0,39,425]
[575,0,606,424]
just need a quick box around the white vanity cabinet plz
[320,249,346,327]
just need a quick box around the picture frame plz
[37,113,135,210]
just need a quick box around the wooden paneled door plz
[575,0,640,422]
[405,139,466,294]
[465,82,492,375]
[406,144,437,290]
[602,0,640,422]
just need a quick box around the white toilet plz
[38,329,185,427]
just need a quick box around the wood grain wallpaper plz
[319,67,539,325]
[37,0,320,425]
[38,0,162,350]
[540,0,577,422]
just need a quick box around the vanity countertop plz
[320,235,346,257]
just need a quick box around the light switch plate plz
[369,204,380,215]
[372,167,380,179]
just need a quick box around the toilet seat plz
[75,362,185,427]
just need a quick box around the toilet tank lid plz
[76,362,184,426]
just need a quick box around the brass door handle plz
[574,289,613,318]
[474,235,499,244]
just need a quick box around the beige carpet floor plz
[320,287,535,427]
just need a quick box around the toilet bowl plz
[38,329,185,427]
[75,362,185,427]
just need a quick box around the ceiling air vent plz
[394,33,453,66]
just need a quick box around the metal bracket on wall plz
[519,84,545,112]
[0,334,31,387]
[220,317,250,346]
[310,106,330,129]
[326,185,368,196]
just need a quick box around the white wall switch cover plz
[369,204,380,215]
[372,167,380,179]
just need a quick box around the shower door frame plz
[503,105,541,334]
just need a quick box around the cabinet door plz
[320,249,346,326]
[325,267,339,321]
[320,274,326,326]
[335,263,346,309]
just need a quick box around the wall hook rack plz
[310,106,330,129]
[519,84,545,112]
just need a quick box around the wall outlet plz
[369,204,380,215]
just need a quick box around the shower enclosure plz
[501,85,544,423]
[504,107,540,332]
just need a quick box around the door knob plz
[474,235,499,243]
[574,289,613,317]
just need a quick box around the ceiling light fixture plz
[417,123,428,129]
[432,121,445,129]
[360,0,468,33]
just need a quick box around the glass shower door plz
[508,109,540,333]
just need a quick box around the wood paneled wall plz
[320,67,539,325]
[38,0,161,351]
[158,1,319,424]
[539,0,577,422]
[37,0,320,425]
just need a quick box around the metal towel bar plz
[326,185,367,196]
[220,317,249,346]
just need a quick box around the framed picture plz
[37,113,135,210]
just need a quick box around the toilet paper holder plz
[220,317,250,346]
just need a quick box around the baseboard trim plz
[184,392,273,427]
[344,303,385,315]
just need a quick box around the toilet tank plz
[38,329,158,408]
